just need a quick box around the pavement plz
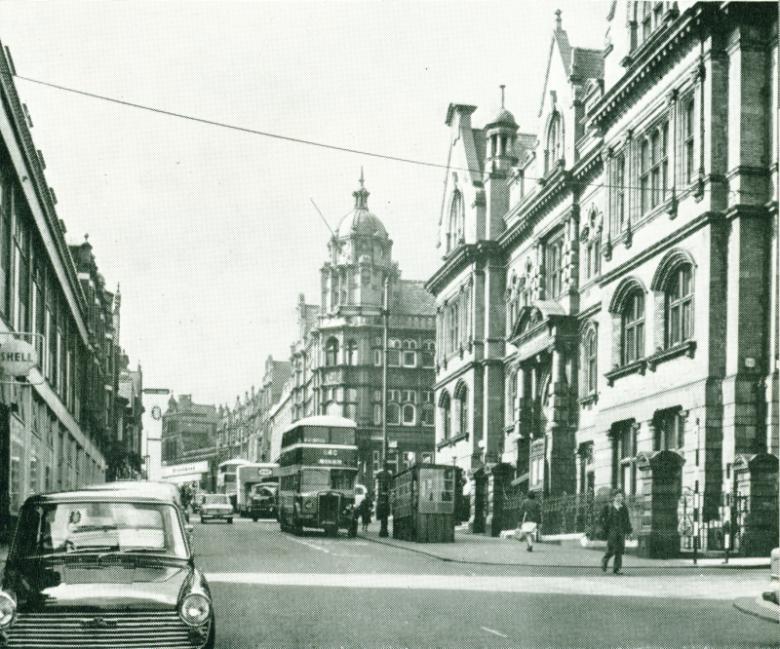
[357,526,771,569]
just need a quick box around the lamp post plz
[377,276,391,538]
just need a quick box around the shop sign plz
[0,339,38,377]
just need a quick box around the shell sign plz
[0,339,38,377]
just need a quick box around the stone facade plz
[428,2,779,553]
[161,394,218,464]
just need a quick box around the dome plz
[488,107,517,128]
[335,171,388,239]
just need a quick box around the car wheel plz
[200,517,206,524]
[292,509,303,536]
[227,518,233,524]
[252,516,258,522]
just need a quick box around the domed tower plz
[484,85,518,239]
[321,170,397,313]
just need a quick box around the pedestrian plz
[601,488,633,575]
[514,491,541,552]
[360,493,373,533]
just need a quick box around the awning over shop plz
[162,473,206,485]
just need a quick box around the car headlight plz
[179,593,211,627]
[0,591,16,628]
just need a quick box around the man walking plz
[514,491,541,552]
[601,488,633,575]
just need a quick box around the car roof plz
[45,481,182,503]
[22,489,180,506]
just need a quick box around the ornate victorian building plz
[428,2,778,554]
[288,174,437,485]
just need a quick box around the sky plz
[0,0,607,407]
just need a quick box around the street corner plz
[733,594,780,625]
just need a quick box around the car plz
[81,480,184,510]
[248,484,278,522]
[0,486,215,649]
[199,494,233,524]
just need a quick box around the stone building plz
[290,174,437,485]
[0,42,137,536]
[428,2,778,554]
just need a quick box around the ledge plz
[579,393,599,407]
[437,432,469,450]
[605,359,647,387]
[647,340,697,371]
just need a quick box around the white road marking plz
[287,537,332,554]
[481,627,508,638]
[204,572,763,601]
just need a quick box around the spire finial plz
[555,8,562,31]
[353,169,369,209]
[500,84,506,109]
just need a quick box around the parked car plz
[199,494,233,524]
[248,484,278,522]
[0,486,215,649]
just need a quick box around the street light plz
[377,276,391,538]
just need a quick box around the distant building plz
[290,174,437,485]
[141,388,169,482]
[161,394,218,464]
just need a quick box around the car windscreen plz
[13,501,188,559]
[203,494,230,505]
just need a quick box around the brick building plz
[289,174,437,486]
[428,2,778,555]
[161,394,218,464]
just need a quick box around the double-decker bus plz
[216,459,251,511]
[278,415,358,537]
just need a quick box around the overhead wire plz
[13,74,769,200]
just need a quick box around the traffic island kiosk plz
[391,464,456,542]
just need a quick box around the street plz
[192,518,778,649]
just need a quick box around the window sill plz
[437,432,469,450]
[647,340,696,371]
[579,393,599,407]
[605,359,647,387]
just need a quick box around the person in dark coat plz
[359,494,373,533]
[601,488,633,575]
[514,491,542,552]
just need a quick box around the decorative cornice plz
[588,5,704,133]
[425,241,503,295]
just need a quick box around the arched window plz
[387,339,401,367]
[447,190,465,253]
[546,112,563,172]
[402,404,416,426]
[666,264,693,347]
[402,340,417,367]
[386,402,401,425]
[454,382,469,438]
[439,391,451,439]
[422,340,435,368]
[346,339,358,366]
[325,338,339,366]
[582,328,598,396]
[622,293,645,364]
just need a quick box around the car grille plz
[318,493,340,525]
[4,610,203,649]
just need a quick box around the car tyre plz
[200,517,206,524]
[227,518,233,524]
[252,516,258,522]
